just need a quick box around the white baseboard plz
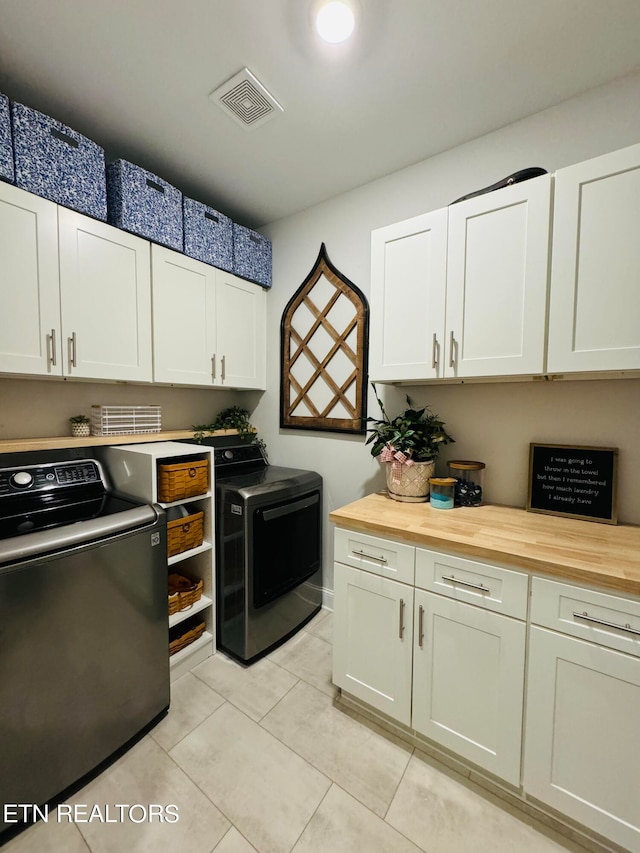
[321,586,334,611]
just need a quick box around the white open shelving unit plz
[104,441,216,682]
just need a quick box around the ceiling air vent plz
[209,68,283,130]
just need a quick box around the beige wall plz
[0,376,259,440]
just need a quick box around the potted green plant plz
[193,406,267,456]
[365,384,454,502]
[69,414,91,437]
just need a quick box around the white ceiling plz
[2,0,640,228]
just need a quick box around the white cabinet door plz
[333,563,414,725]
[0,183,61,376]
[412,590,526,786]
[151,246,217,386]
[215,271,266,389]
[445,175,551,377]
[370,208,448,381]
[547,143,640,373]
[524,626,640,852]
[58,208,152,381]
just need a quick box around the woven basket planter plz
[385,460,435,502]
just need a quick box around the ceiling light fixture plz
[315,0,356,44]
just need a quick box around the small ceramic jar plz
[429,477,457,510]
[70,422,90,437]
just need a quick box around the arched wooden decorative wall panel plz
[280,244,369,433]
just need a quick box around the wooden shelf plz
[0,429,239,455]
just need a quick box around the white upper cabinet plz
[0,183,61,376]
[58,208,152,382]
[216,270,266,390]
[151,246,217,386]
[446,175,552,378]
[370,208,448,381]
[547,143,640,373]
[151,246,266,389]
[369,175,552,382]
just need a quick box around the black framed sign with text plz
[527,444,618,524]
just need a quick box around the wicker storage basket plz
[158,458,208,502]
[168,572,204,615]
[169,620,206,656]
[167,511,204,558]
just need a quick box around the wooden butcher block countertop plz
[329,493,640,597]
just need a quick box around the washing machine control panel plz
[0,460,104,497]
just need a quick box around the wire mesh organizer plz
[90,405,162,436]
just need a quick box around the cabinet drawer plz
[531,577,640,657]
[334,527,415,585]
[415,547,528,619]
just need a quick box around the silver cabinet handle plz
[418,604,424,647]
[211,354,216,381]
[69,331,77,368]
[47,329,57,367]
[449,330,456,368]
[573,611,640,637]
[353,549,387,564]
[398,598,405,639]
[221,354,226,382]
[442,574,490,593]
[432,332,438,369]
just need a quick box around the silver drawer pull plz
[449,330,456,368]
[432,332,438,369]
[353,549,387,564]
[442,574,490,593]
[47,328,57,367]
[573,611,640,637]
[418,604,424,648]
[69,331,77,369]
[399,598,405,639]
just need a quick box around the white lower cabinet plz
[333,563,413,725]
[333,523,640,850]
[524,578,640,852]
[333,535,527,785]
[413,590,526,786]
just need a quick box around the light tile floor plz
[4,610,600,853]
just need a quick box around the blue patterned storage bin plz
[183,197,233,271]
[106,159,182,251]
[233,223,272,288]
[0,94,14,183]
[11,102,106,219]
